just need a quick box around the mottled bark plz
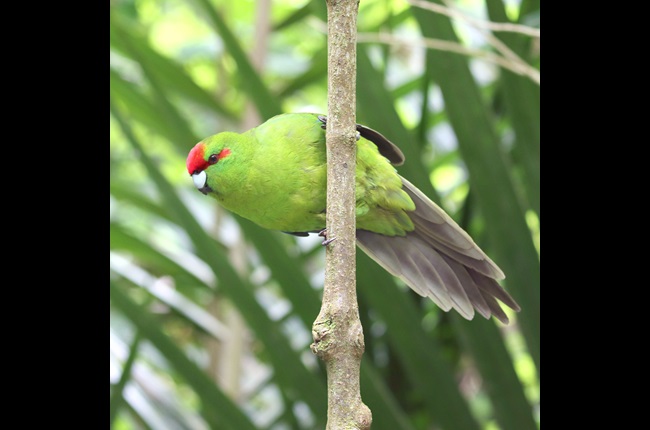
[310,0,371,429]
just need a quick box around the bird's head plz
[186,135,233,195]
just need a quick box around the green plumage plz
[199,113,414,235]
[187,113,520,323]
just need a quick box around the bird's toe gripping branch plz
[318,229,336,246]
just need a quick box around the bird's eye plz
[208,154,218,164]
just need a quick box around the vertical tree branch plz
[310,0,371,429]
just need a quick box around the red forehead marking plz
[186,143,208,175]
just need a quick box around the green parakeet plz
[186,113,520,323]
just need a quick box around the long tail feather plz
[479,291,510,324]
[440,255,492,320]
[401,177,505,280]
[355,177,520,323]
[411,214,504,280]
[467,269,520,312]
[355,231,454,312]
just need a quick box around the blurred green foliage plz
[110,0,540,429]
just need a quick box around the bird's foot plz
[318,229,336,246]
[356,131,361,141]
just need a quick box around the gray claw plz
[318,229,335,246]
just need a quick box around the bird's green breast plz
[212,113,415,236]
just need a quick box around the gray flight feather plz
[355,176,520,324]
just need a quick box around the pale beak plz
[191,171,213,195]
